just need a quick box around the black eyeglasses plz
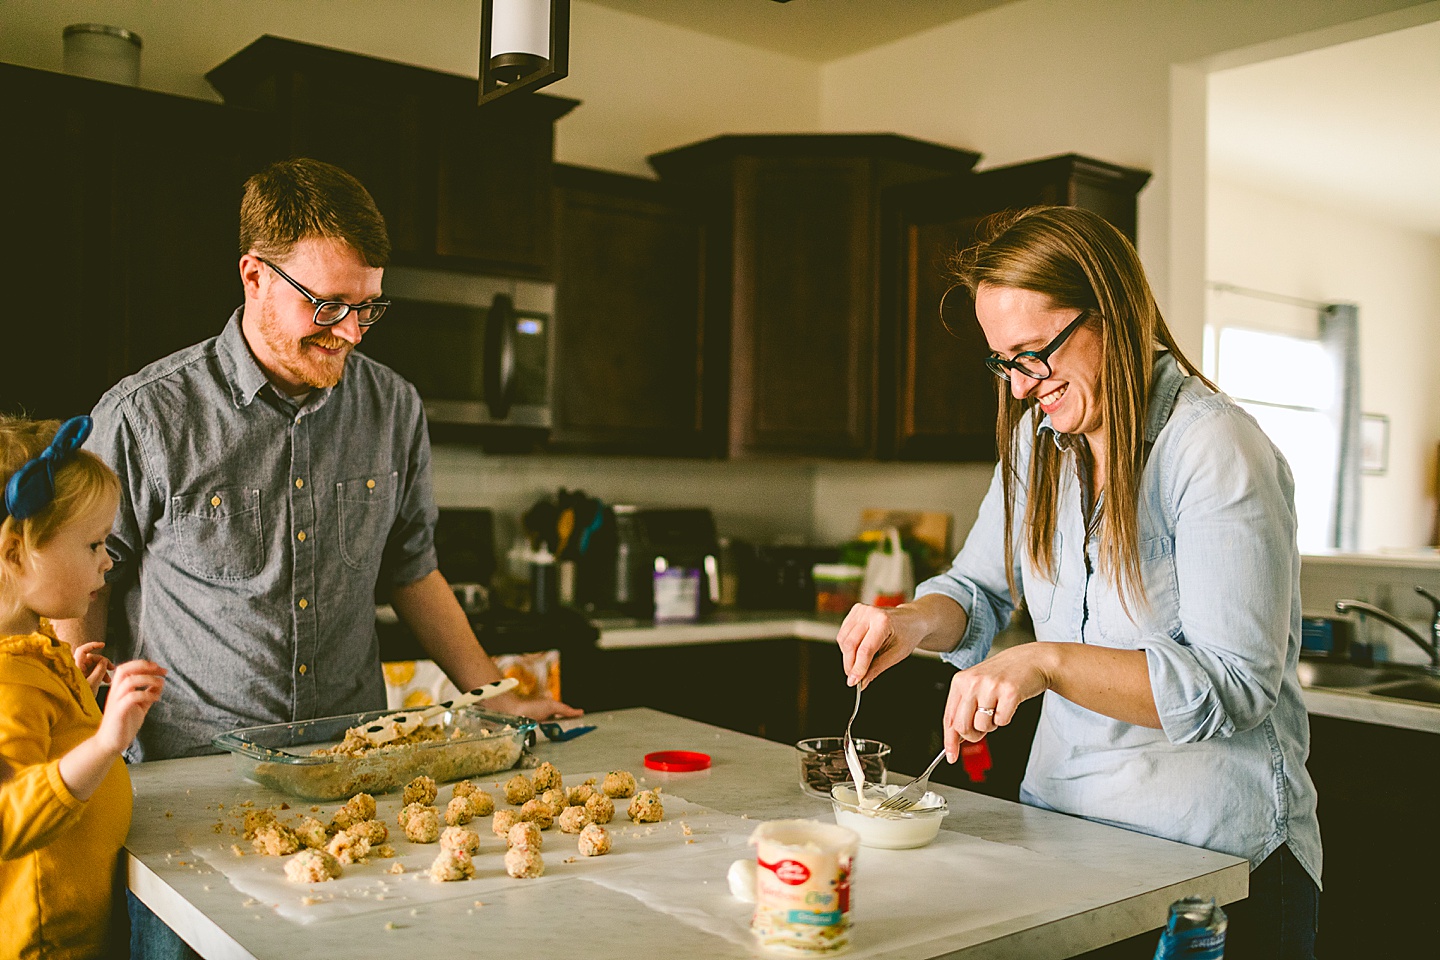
[984,310,1090,382]
[259,257,390,327]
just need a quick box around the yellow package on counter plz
[382,650,561,710]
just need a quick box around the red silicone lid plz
[644,750,712,772]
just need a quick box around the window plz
[1203,324,1342,553]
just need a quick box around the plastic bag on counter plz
[860,526,914,607]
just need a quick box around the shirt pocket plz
[1095,535,1178,645]
[1024,530,1063,624]
[337,471,399,571]
[171,485,264,581]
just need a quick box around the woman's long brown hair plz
[948,207,1213,616]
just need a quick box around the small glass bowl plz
[830,781,948,849]
[796,736,890,800]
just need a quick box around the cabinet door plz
[889,155,1150,462]
[731,157,876,458]
[549,166,708,454]
[0,66,116,420]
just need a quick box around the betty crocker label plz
[759,857,812,885]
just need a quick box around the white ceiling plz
[1208,18,1440,237]
[582,0,1020,62]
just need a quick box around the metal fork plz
[878,748,946,812]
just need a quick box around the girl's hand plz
[836,602,927,688]
[95,660,167,756]
[941,644,1053,760]
[73,642,113,694]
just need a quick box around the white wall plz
[1208,178,1440,549]
[817,0,1430,356]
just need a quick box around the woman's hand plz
[836,602,928,688]
[95,660,167,756]
[73,641,113,695]
[942,644,1054,760]
[488,692,583,722]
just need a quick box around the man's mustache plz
[301,333,352,352]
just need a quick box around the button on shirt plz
[90,311,439,760]
[916,352,1321,886]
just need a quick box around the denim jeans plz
[127,890,201,960]
[1075,843,1319,960]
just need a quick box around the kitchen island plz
[127,707,1245,959]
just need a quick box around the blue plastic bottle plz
[1153,897,1227,959]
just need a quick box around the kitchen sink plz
[1367,679,1440,705]
[1294,660,1412,689]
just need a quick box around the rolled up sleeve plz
[1138,405,1297,743]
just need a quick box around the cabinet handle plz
[484,292,517,419]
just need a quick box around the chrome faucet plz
[1334,586,1440,675]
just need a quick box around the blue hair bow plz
[2,416,93,522]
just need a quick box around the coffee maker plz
[612,507,719,620]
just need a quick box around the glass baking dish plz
[212,706,536,802]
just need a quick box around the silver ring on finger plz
[976,706,996,716]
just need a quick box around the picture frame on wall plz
[1361,413,1389,475]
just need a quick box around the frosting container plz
[749,819,859,955]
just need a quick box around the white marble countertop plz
[126,708,1246,960]
[595,614,1440,734]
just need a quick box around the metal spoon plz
[842,684,866,799]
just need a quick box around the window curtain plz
[1321,303,1361,550]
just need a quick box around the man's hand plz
[73,641,113,695]
[488,691,583,722]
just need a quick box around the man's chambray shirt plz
[916,352,1321,886]
[90,311,439,760]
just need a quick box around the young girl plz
[0,415,166,959]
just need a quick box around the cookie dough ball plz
[507,821,543,850]
[504,774,535,805]
[557,805,592,835]
[466,789,495,817]
[532,761,563,793]
[347,819,388,846]
[242,808,277,840]
[403,776,438,807]
[577,822,612,857]
[602,771,637,799]
[539,788,567,817]
[566,784,597,807]
[429,848,474,883]
[519,798,554,829]
[440,826,481,856]
[397,802,430,831]
[403,806,441,844]
[445,795,476,826]
[628,790,664,823]
[330,793,375,832]
[284,848,341,883]
[294,816,328,850]
[452,780,480,800]
[252,822,300,856]
[584,794,615,825]
[325,831,371,865]
[504,845,545,879]
[491,809,521,838]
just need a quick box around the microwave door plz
[485,292,517,419]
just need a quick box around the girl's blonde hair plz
[948,207,1213,615]
[0,416,120,569]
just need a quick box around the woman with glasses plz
[836,206,1319,959]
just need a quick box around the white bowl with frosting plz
[829,781,948,849]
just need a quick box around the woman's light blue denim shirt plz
[916,352,1321,885]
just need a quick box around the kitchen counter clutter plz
[127,708,1245,960]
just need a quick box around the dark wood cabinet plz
[885,154,1151,461]
[205,36,575,278]
[548,165,709,455]
[650,135,980,459]
[0,63,268,421]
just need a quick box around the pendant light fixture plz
[479,0,570,106]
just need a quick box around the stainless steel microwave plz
[362,266,554,428]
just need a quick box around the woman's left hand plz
[942,644,1054,760]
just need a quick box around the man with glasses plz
[60,157,578,758]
